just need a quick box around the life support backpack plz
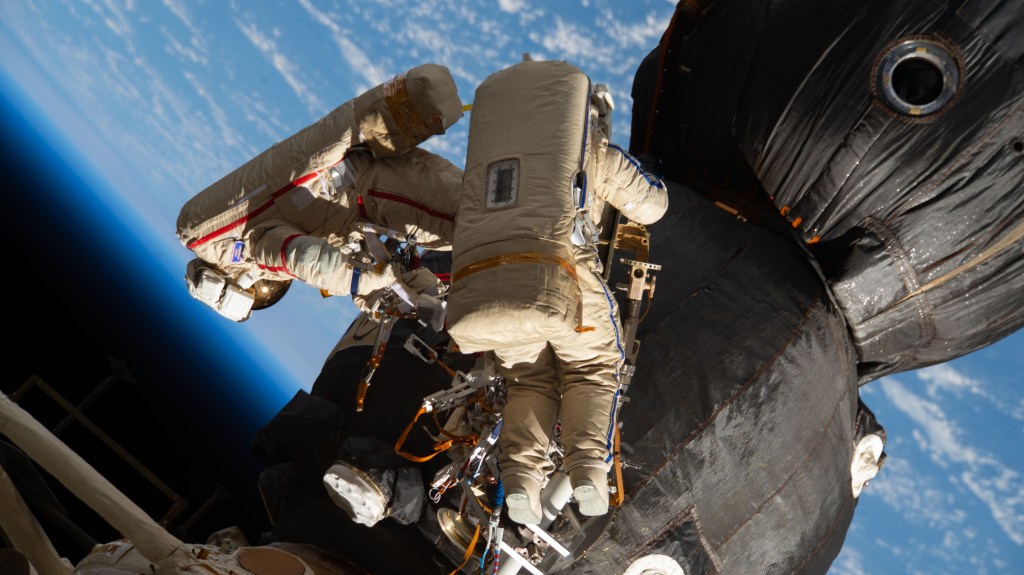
[447,60,592,352]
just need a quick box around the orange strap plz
[394,407,444,463]
[433,410,480,444]
[451,252,578,283]
[447,523,481,575]
[394,407,478,463]
[610,425,625,507]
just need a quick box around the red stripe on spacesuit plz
[367,189,455,222]
[256,263,290,274]
[357,195,368,220]
[279,234,304,277]
[186,172,320,249]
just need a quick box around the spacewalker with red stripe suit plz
[175,64,463,322]
[447,61,668,524]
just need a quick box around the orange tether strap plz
[394,407,479,463]
[451,252,578,283]
[433,411,479,444]
[610,425,625,507]
[447,523,481,575]
[395,407,446,463]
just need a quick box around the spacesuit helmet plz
[250,278,292,310]
[184,258,290,321]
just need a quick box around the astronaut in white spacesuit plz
[496,84,668,524]
[176,63,464,322]
[179,146,461,321]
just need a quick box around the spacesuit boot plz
[503,475,543,525]
[569,467,609,517]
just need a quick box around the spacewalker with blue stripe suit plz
[446,61,668,525]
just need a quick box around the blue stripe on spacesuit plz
[350,267,362,295]
[579,171,588,209]
[608,143,664,189]
[594,270,626,462]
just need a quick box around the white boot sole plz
[506,491,542,525]
[573,484,609,517]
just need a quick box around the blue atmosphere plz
[2,2,1021,574]
[1,79,295,430]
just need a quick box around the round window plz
[873,39,962,119]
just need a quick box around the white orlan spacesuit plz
[498,88,667,523]
[447,61,668,524]
[175,64,464,321]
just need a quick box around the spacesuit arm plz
[247,220,394,297]
[596,143,668,225]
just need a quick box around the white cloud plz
[230,89,289,146]
[159,0,208,64]
[881,379,965,466]
[527,14,647,77]
[498,0,528,13]
[235,16,326,115]
[295,0,390,90]
[829,545,868,575]
[160,26,207,65]
[961,469,1024,546]
[82,0,134,39]
[495,0,545,23]
[866,456,968,529]
[161,0,193,29]
[596,8,670,50]
[881,377,1024,545]
[183,71,245,151]
[530,16,611,64]
[918,363,1024,422]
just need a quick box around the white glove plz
[592,83,614,141]
[400,267,442,297]
[353,261,400,296]
[592,83,614,114]
[350,262,398,313]
[351,265,442,313]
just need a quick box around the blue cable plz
[494,479,506,508]
[481,480,505,575]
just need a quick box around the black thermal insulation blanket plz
[253,318,476,575]
[547,183,866,574]
[634,0,1024,382]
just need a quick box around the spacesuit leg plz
[495,341,559,524]
[549,267,623,515]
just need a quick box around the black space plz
[2,105,272,564]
